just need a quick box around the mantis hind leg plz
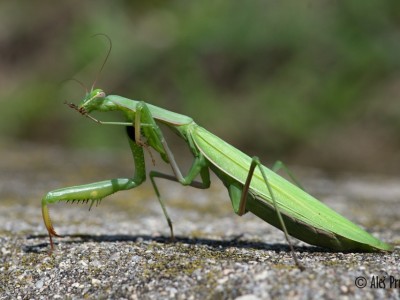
[272,160,305,191]
[234,157,305,270]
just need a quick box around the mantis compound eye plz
[96,91,106,98]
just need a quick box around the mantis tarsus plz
[41,42,392,270]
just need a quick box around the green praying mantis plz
[41,40,392,269]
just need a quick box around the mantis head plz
[66,88,111,118]
[78,88,107,113]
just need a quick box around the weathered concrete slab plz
[1,144,399,299]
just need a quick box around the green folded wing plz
[192,125,392,251]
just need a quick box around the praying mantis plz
[41,40,392,269]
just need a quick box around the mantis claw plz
[41,203,62,252]
[167,219,175,242]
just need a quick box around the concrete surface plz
[0,143,399,299]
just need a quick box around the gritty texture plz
[0,143,399,299]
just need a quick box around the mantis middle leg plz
[133,101,211,239]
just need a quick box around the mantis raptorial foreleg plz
[233,157,305,270]
[41,127,146,251]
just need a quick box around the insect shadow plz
[24,233,326,254]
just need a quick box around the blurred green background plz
[1,0,400,173]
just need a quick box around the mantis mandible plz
[41,40,392,269]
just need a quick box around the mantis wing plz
[192,125,392,251]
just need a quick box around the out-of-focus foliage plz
[1,1,400,172]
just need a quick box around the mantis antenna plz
[90,33,112,91]
[61,78,88,94]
